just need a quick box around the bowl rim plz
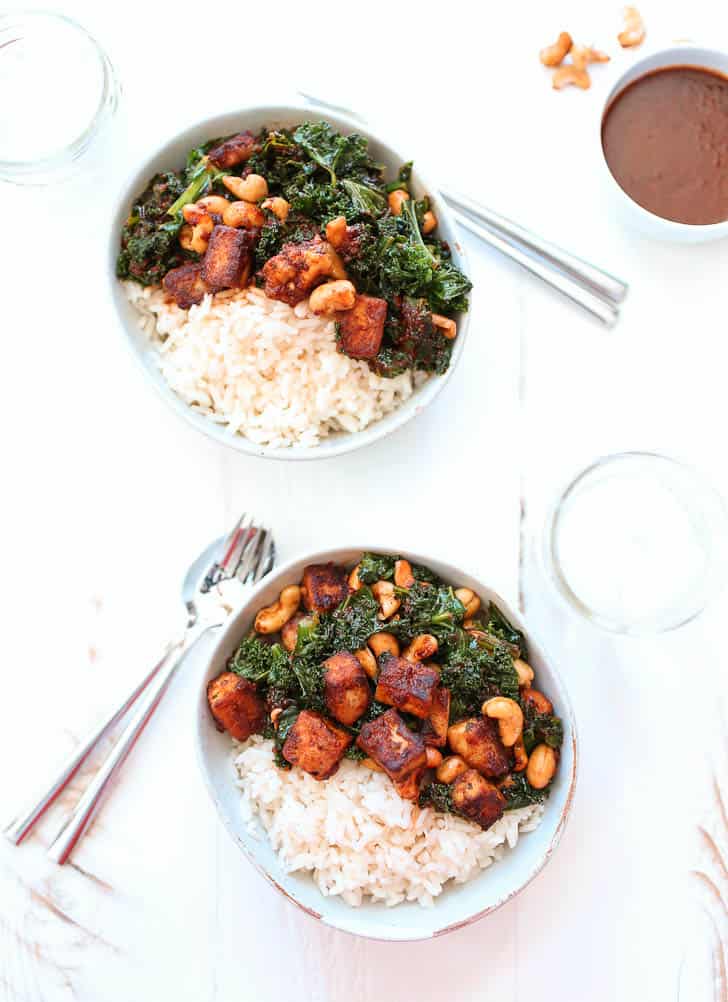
[108,102,471,461]
[193,544,579,940]
[598,43,728,239]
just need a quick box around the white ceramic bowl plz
[599,45,728,242]
[195,546,578,941]
[108,105,470,460]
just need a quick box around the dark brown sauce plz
[602,65,728,224]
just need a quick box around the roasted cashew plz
[522,688,553,715]
[436,755,468,784]
[455,587,481,618]
[254,585,301,634]
[388,189,410,215]
[355,647,378,680]
[368,632,400,658]
[552,65,591,90]
[432,313,457,340]
[361,757,384,772]
[348,564,362,591]
[426,747,443,769]
[196,195,231,216]
[513,737,528,772]
[402,634,438,663]
[482,696,524,747]
[308,279,356,315]
[262,196,289,221]
[514,659,535,688]
[618,6,645,47]
[372,580,401,620]
[421,211,437,234]
[270,707,282,728]
[526,744,557,788]
[325,216,347,248]
[539,31,573,66]
[222,200,265,229]
[571,44,610,69]
[394,558,415,588]
[222,173,268,202]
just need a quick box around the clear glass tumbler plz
[542,452,728,634]
[0,11,119,184]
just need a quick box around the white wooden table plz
[2,1,727,999]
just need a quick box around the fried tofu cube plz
[421,685,451,747]
[201,225,252,291]
[282,709,351,780]
[207,671,266,741]
[451,769,506,831]
[162,261,209,308]
[260,237,346,306]
[301,562,350,613]
[324,651,371,725]
[206,131,258,169]
[357,708,427,798]
[447,717,510,778]
[336,294,387,359]
[374,654,440,719]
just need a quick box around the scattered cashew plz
[421,211,437,234]
[325,216,348,248]
[539,31,573,66]
[394,558,415,588]
[355,647,378,681]
[368,632,400,658]
[372,580,401,620]
[196,195,231,216]
[361,757,383,772]
[514,659,535,688]
[482,697,524,747]
[348,564,362,591]
[426,747,443,769]
[436,755,468,784]
[261,196,289,221]
[455,587,481,619]
[179,218,213,254]
[271,707,282,728]
[522,688,554,716]
[618,6,645,48]
[222,200,265,229]
[402,634,438,663]
[526,743,557,789]
[309,279,357,315]
[513,737,528,772]
[571,44,610,69]
[432,313,457,340]
[388,189,410,215]
[254,585,301,633]
[222,173,268,202]
[552,65,591,90]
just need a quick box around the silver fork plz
[3,513,274,863]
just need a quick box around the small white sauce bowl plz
[108,104,470,461]
[194,546,578,941]
[599,45,728,242]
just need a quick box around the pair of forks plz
[3,514,274,864]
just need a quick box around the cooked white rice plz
[124,282,425,448]
[233,736,544,908]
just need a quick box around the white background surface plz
[2,1,728,999]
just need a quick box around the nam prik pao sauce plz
[602,65,728,224]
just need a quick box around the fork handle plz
[3,641,181,846]
[46,625,211,865]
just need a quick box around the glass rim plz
[0,9,118,174]
[542,450,728,635]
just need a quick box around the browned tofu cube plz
[357,709,427,798]
[374,655,440,719]
[207,671,266,741]
[261,238,346,306]
[162,262,209,308]
[201,225,252,291]
[452,769,506,831]
[447,717,510,778]
[301,562,349,613]
[421,686,450,748]
[206,131,258,169]
[323,651,371,725]
[336,294,387,359]
[282,709,352,780]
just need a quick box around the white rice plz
[233,736,544,908]
[124,282,425,448]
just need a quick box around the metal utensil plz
[4,514,274,861]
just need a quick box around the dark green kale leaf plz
[440,630,520,720]
[392,583,466,643]
[116,171,189,285]
[340,178,387,216]
[522,712,564,754]
[485,602,528,659]
[418,781,455,814]
[358,552,397,584]
[344,745,367,761]
[290,617,334,710]
[272,705,300,769]
[330,586,382,650]
[501,773,548,810]
[228,637,296,695]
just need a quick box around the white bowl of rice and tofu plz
[195,547,577,939]
[110,106,471,459]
